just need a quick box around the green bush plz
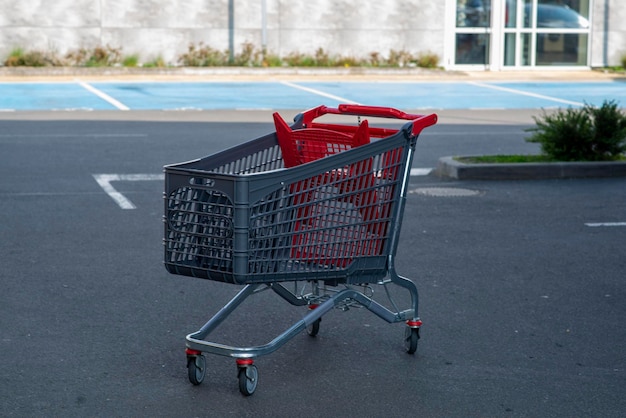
[4,43,442,70]
[4,47,63,66]
[262,52,282,67]
[177,42,229,66]
[122,54,139,67]
[65,45,122,67]
[143,56,167,68]
[387,49,414,67]
[283,51,316,67]
[231,42,264,66]
[178,42,266,67]
[526,100,626,161]
[415,51,440,69]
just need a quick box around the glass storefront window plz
[504,33,516,65]
[536,33,588,66]
[455,0,589,68]
[457,0,492,28]
[456,0,491,65]
[523,0,533,28]
[505,0,517,28]
[456,33,490,64]
[536,0,589,29]
[534,1,589,66]
[504,33,532,67]
[521,33,531,65]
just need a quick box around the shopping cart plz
[163,104,437,395]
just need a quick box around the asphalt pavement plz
[1,65,625,418]
[1,110,625,417]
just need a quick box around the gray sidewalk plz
[1,65,624,82]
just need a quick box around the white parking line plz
[93,173,164,209]
[411,168,432,176]
[468,81,584,107]
[95,168,431,210]
[77,81,130,110]
[585,222,626,227]
[280,81,360,104]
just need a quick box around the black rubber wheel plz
[238,365,258,396]
[404,327,420,354]
[306,318,321,337]
[187,355,206,385]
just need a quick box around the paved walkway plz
[1,66,624,82]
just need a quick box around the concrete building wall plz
[0,0,622,68]
[590,0,626,67]
[0,0,443,65]
[268,1,444,58]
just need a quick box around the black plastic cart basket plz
[163,104,437,395]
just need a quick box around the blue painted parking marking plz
[491,81,626,107]
[467,82,584,107]
[0,82,118,110]
[92,82,340,110]
[291,81,559,109]
[0,80,624,111]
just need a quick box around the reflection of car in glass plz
[459,0,490,28]
[537,4,589,28]
[528,4,590,28]
[527,4,589,57]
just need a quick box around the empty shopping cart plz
[163,104,437,395]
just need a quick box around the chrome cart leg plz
[394,275,422,354]
[185,284,261,388]
[386,258,422,354]
[270,281,322,336]
[306,281,321,336]
[189,284,262,342]
[306,303,321,337]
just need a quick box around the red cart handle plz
[301,104,437,136]
[337,104,422,120]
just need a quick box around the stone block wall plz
[590,0,626,67]
[0,0,623,67]
[0,0,443,65]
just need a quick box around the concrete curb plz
[0,66,462,82]
[434,156,626,180]
[0,66,451,76]
[0,66,624,82]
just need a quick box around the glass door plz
[503,0,591,67]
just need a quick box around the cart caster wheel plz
[237,364,258,396]
[404,326,420,355]
[187,354,206,385]
[307,318,321,337]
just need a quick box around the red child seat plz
[273,112,385,268]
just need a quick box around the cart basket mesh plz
[164,124,412,285]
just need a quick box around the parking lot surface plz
[1,110,624,416]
